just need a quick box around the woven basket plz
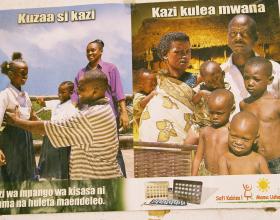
[134,141,197,177]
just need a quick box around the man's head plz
[229,111,259,156]
[207,89,235,128]
[244,57,273,98]
[228,15,258,55]
[78,68,108,104]
[200,61,225,90]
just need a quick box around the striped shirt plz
[44,98,122,180]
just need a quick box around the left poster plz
[0,2,132,214]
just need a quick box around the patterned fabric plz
[139,73,194,143]
[198,160,218,176]
[133,92,147,122]
[133,92,147,141]
[44,98,122,180]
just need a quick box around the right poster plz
[129,0,280,210]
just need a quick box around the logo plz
[243,184,252,200]
[257,178,270,192]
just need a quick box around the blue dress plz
[37,100,77,179]
[38,136,70,179]
[1,125,36,182]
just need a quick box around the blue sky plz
[0,4,132,95]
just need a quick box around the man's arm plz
[191,129,205,176]
[119,99,129,129]
[5,112,45,135]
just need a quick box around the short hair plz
[157,32,190,60]
[245,57,272,77]
[83,68,108,90]
[208,89,235,109]
[199,61,221,77]
[59,81,74,91]
[1,52,27,75]
[231,111,259,133]
[228,14,258,42]
[135,68,152,80]
[88,39,104,50]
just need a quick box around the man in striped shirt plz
[5,69,122,180]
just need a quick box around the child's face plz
[201,69,224,90]
[141,73,156,94]
[244,65,272,97]
[228,121,257,156]
[208,99,231,128]
[86,43,102,64]
[58,84,72,103]
[77,79,95,104]
[10,62,28,88]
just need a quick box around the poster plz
[0,1,131,214]
[131,0,280,211]
[0,0,279,217]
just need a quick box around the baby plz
[133,68,157,140]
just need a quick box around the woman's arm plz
[119,99,129,129]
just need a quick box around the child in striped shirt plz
[5,68,122,180]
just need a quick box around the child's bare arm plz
[139,91,157,109]
[258,155,271,174]
[218,155,229,175]
[191,129,205,176]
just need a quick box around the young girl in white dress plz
[0,52,36,182]
[38,81,78,179]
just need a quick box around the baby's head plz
[58,81,74,104]
[1,52,28,88]
[244,57,273,98]
[78,68,108,104]
[207,89,235,128]
[229,111,259,156]
[136,68,156,94]
[200,61,225,90]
